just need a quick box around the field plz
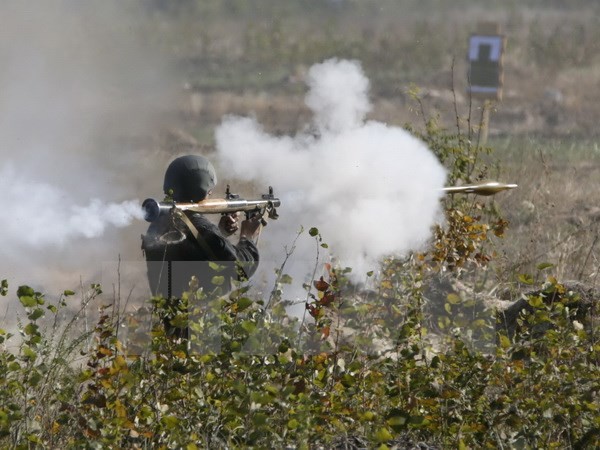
[1,1,599,448]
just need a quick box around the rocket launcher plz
[142,185,280,224]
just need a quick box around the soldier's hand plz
[219,212,240,236]
[239,213,263,242]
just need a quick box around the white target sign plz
[468,34,505,99]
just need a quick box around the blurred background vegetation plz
[131,0,600,136]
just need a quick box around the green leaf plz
[27,434,41,444]
[280,274,293,284]
[361,411,376,421]
[28,370,43,387]
[387,414,408,431]
[28,309,44,321]
[24,323,39,336]
[199,354,214,363]
[237,297,253,311]
[22,346,37,360]
[208,261,225,272]
[498,334,511,349]
[240,320,256,334]
[408,415,428,426]
[536,262,554,271]
[287,418,299,429]
[265,384,279,395]
[17,285,35,298]
[139,405,153,420]
[252,413,268,426]
[161,415,179,429]
[308,227,319,237]
[517,273,535,285]
[211,276,225,286]
[0,279,7,296]
[19,296,37,308]
[528,295,545,308]
[78,370,94,382]
[446,293,461,304]
[374,427,393,443]
[63,290,75,296]
[170,314,189,329]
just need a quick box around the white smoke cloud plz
[305,58,372,133]
[0,1,176,293]
[215,58,447,297]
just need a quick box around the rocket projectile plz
[442,181,518,196]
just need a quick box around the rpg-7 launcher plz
[142,185,280,224]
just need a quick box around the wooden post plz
[479,100,491,146]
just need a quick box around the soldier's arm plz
[190,214,259,277]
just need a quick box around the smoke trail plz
[0,1,176,291]
[215,58,447,295]
[0,165,143,251]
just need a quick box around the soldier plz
[142,154,261,338]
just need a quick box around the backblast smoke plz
[0,1,176,293]
[0,165,143,250]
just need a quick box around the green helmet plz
[163,155,217,202]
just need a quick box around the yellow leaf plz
[381,280,393,290]
[98,346,113,356]
[374,427,393,442]
[113,355,127,370]
[361,411,376,421]
[499,335,511,350]
[446,293,461,304]
[115,399,127,419]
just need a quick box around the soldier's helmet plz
[163,155,217,202]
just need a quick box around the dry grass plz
[489,137,600,285]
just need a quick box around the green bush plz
[1,273,598,448]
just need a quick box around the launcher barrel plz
[142,188,281,223]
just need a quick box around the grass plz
[482,135,600,283]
